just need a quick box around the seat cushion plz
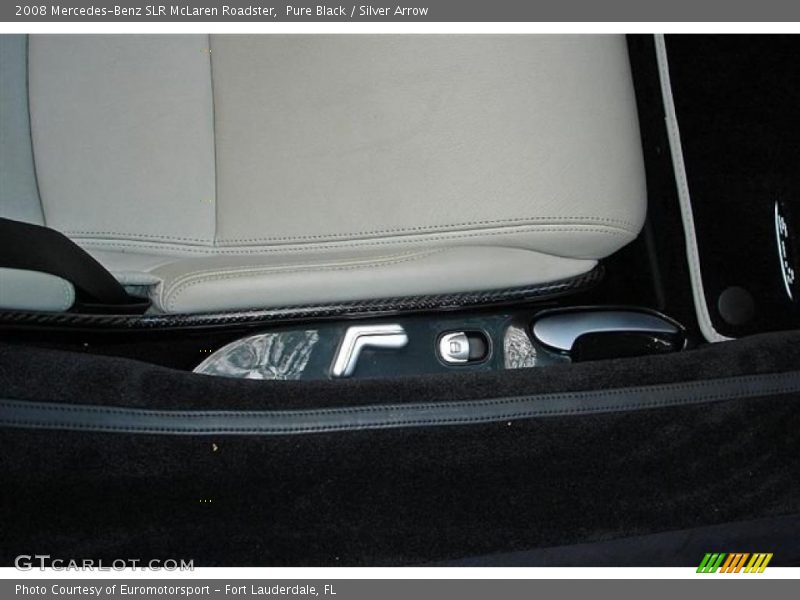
[15,34,645,313]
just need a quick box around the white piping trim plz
[654,34,731,343]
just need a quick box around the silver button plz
[438,332,470,364]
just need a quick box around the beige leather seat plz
[0,34,645,314]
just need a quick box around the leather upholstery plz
[0,35,43,225]
[0,268,75,312]
[29,35,217,244]
[2,34,646,313]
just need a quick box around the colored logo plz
[697,553,773,573]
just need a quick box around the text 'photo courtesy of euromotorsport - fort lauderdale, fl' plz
[28,5,429,17]
[16,584,327,597]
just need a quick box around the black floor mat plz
[2,331,800,566]
[664,35,800,337]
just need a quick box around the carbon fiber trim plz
[0,266,602,331]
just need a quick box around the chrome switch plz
[438,332,471,364]
[438,331,490,365]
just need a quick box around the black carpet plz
[2,331,800,566]
[436,513,800,567]
[664,35,800,337]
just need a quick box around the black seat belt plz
[0,217,149,313]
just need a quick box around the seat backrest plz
[5,34,644,261]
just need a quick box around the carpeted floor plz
[1,331,799,566]
[662,34,800,337]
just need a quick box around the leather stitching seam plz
[0,372,795,418]
[62,215,641,245]
[1,385,796,434]
[75,224,634,257]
